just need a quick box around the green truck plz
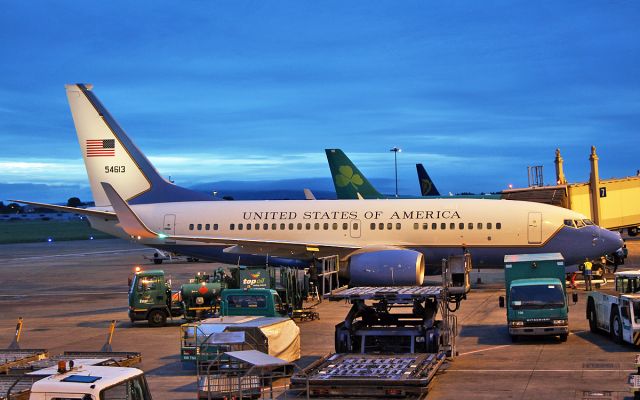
[499,253,573,342]
[128,268,289,327]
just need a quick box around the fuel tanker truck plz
[128,266,297,327]
[128,268,229,327]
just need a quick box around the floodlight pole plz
[390,147,401,197]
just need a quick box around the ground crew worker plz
[583,259,593,291]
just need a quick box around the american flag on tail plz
[86,139,115,157]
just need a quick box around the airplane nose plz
[600,228,624,253]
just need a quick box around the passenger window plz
[197,224,202,230]
[371,223,376,230]
[423,223,428,230]
[451,223,456,230]
[458,223,464,230]
[379,223,384,230]
[271,223,276,230]
[413,223,419,230]
[189,224,194,231]
[432,223,437,230]
[441,223,446,230]
[254,224,259,230]
[353,222,359,230]
[332,223,338,230]
[468,223,473,230]
[396,223,401,230]
[487,223,492,229]
[230,224,235,230]
[246,224,251,230]
[387,223,392,230]
[496,223,502,230]
[280,223,285,230]
[288,223,294,230]
[323,223,329,230]
[297,223,302,230]
[477,223,483,229]
[214,224,219,230]
[264,223,269,230]
[343,223,348,230]
[306,223,311,230]
[238,223,244,230]
[205,224,210,230]
[314,223,320,230]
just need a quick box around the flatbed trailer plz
[6,351,142,375]
[0,350,48,374]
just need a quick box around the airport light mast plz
[390,146,401,197]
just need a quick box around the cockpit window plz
[564,219,575,228]
[574,219,585,228]
[582,219,594,226]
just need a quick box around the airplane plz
[325,149,499,200]
[12,83,308,268]
[416,163,440,196]
[18,84,623,286]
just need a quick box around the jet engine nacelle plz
[348,249,425,286]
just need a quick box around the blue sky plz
[1,1,639,202]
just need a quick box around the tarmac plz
[0,237,639,399]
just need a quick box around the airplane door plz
[528,212,542,244]
[163,214,176,235]
[350,220,361,238]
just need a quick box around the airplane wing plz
[101,182,358,258]
[9,200,117,220]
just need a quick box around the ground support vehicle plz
[8,351,142,375]
[500,253,572,342]
[1,361,151,400]
[144,248,200,264]
[587,271,640,345]
[291,284,459,398]
[128,269,228,326]
[181,315,300,364]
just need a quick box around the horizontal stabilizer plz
[100,182,157,239]
[9,200,117,220]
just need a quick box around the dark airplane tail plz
[416,163,440,196]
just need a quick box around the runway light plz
[47,237,53,243]
[158,233,168,239]
[89,236,94,240]
[136,236,141,240]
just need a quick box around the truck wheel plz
[587,301,598,333]
[153,258,162,265]
[559,334,568,342]
[611,312,623,344]
[147,310,167,327]
[510,334,519,343]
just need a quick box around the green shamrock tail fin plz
[325,149,384,199]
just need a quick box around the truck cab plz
[27,364,151,400]
[587,271,640,345]
[219,289,287,317]
[128,269,182,327]
[501,253,570,342]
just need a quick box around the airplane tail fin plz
[65,84,212,207]
[325,149,384,199]
[416,163,440,196]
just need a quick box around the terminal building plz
[502,146,640,236]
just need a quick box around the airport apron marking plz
[7,248,148,261]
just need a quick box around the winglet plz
[101,182,158,239]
